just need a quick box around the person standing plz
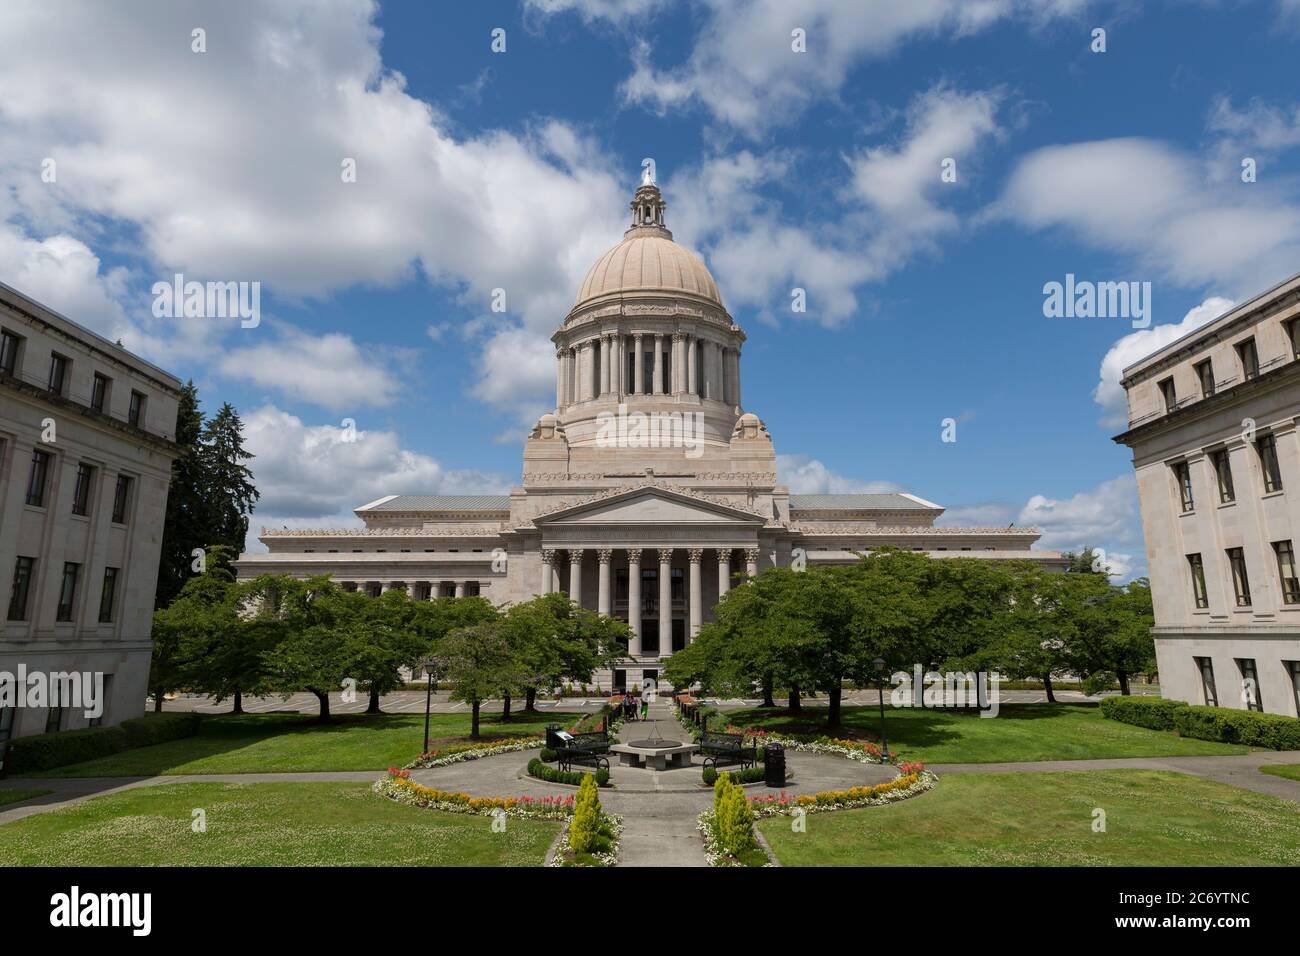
[640,681,652,721]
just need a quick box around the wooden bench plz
[698,731,757,771]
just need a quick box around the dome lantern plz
[628,182,670,236]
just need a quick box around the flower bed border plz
[404,736,543,770]
[548,810,623,867]
[373,774,574,819]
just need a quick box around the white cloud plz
[0,226,132,341]
[1092,296,1233,428]
[1017,473,1144,579]
[776,454,902,494]
[524,0,672,23]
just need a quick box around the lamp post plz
[873,657,889,762]
[422,657,444,756]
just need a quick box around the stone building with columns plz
[237,178,1064,690]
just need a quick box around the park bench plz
[552,729,611,774]
[698,731,757,771]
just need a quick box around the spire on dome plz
[628,162,670,237]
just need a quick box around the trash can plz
[763,743,786,788]
[545,724,563,750]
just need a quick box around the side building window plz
[1173,460,1194,512]
[1237,337,1259,381]
[1210,449,1235,503]
[1257,433,1283,493]
[1196,656,1218,707]
[71,462,95,517]
[1227,547,1251,606]
[1187,553,1209,609]
[25,449,51,507]
[7,556,35,621]
[1236,658,1263,712]
[1275,540,1300,605]
[1194,358,1215,397]
[56,562,79,623]
[0,329,21,376]
[98,567,119,624]
[111,475,133,524]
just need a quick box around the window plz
[1236,658,1263,711]
[1287,661,1300,716]
[1236,337,1259,381]
[91,373,110,412]
[0,329,20,376]
[1275,540,1300,605]
[1158,376,1177,412]
[89,675,111,727]
[71,462,95,516]
[97,567,118,623]
[7,557,35,621]
[111,474,132,524]
[1257,433,1284,493]
[25,449,50,506]
[1196,656,1218,707]
[56,562,79,622]
[1210,449,1235,503]
[465,582,481,597]
[670,567,684,602]
[1173,460,1194,512]
[128,390,146,427]
[1227,547,1252,606]
[45,706,63,734]
[1187,553,1209,609]
[1289,318,1300,359]
[1194,358,1215,397]
[47,353,68,394]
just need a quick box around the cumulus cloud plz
[1093,296,1233,428]
[1017,473,1143,579]
[776,454,902,494]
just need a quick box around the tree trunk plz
[232,687,243,714]
[827,683,842,728]
[788,686,801,711]
[366,686,382,714]
[525,687,537,712]
[1042,673,1056,703]
[1117,670,1131,696]
[313,689,331,722]
[761,674,776,708]
[471,700,481,740]
[502,692,512,721]
[153,692,164,713]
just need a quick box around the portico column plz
[672,332,685,395]
[633,333,644,394]
[540,549,556,595]
[744,548,760,578]
[626,548,642,657]
[653,334,664,395]
[687,335,697,395]
[454,581,466,598]
[717,549,732,597]
[568,549,585,605]
[597,548,613,616]
[658,548,673,656]
[688,548,703,638]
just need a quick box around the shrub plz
[703,764,765,786]
[1099,695,1187,731]
[3,712,201,775]
[528,757,610,788]
[1172,705,1300,750]
[715,775,756,855]
[568,774,606,855]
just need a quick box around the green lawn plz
[0,782,559,866]
[1260,763,1300,782]
[760,770,1300,866]
[0,789,51,807]
[28,709,580,778]
[726,703,1250,763]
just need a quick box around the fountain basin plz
[610,741,697,771]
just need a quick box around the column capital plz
[568,548,585,561]
[672,330,685,342]
[597,548,614,563]
[657,548,674,564]
[541,548,558,563]
[688,548,704,563]
[744,548,761,562]
[633,331,643,340]
[716,548,732,562]
[626,547,642,564]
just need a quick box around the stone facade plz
[237,181,1065,690]
[0,281,182,748]
[1114,271,1300,717]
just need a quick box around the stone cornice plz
[788,525,1042,536]
[523,471,776,482]
[261,526,506,537]
[530,478,769,522]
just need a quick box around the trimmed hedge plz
[1099,695,1186,731]
[3,712,201,775]
[527,757,610,788]
[702,764,766,786]
[1173,705,1300,750]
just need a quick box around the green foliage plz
[527,757,610,788]
[702,764,764,786]
[4,713,201,774]
[567,773,611,854]
[1173,705,1300,750]
[1099,695,1187,731]
[713,773,756,855]
[499,593,628,702]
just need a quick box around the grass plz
[0,788,51,807]
[1260,763,1300,782]
[0,782,559,866]
[759,770,1300,866]
[28,709,580,778]
[724,703,1251,763]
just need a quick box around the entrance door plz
[671,618,686,652]
[613,669,626,692]
[641,620,659,654]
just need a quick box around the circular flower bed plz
[374,771,574,819]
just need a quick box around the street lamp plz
[422,656,444,756]
[872,657,889,762]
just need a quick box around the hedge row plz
[702,764,766,786]
[1101,696,1300,749]
[527,757,610,788]
[3,712,201,775]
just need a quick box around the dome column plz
[672,332,685,395]
[633,333,644,395]
[599,336,610,396]
[653,334,664,395]
[687,335,697,395]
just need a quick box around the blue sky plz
[4,0,1300,577]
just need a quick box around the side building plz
[1115,271,1300,717]
[0,281,182,752]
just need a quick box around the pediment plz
[535,488,765,527]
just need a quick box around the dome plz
[574,233,722,309]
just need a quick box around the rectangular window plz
[1227,547,1252,606]
[1210,449,1235,503]
[1275,540,1300,605]
[56,562,79,622]
[128,390,146,427]
[1173,460,1194,512]
[111,474,132,524]
[1287,661,1300,717]
[0,329,20,376]
[47,353,68,394]
[1187,553,1209,609]
[1289,318,1300,360]
[90,372,110,412]
[71,462,95,516]
[45,706,63,734]
[1237,337,1259,381]
[1158,376,1177,412]
[1196,656,1218,707]
[465,581,481,597]
[1257,433,1283,493]
[1194,358,1215,397]
[7,556,35,621]
[25,449,50,506]
[97,567,118,623]
[1236,658,1263,711]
